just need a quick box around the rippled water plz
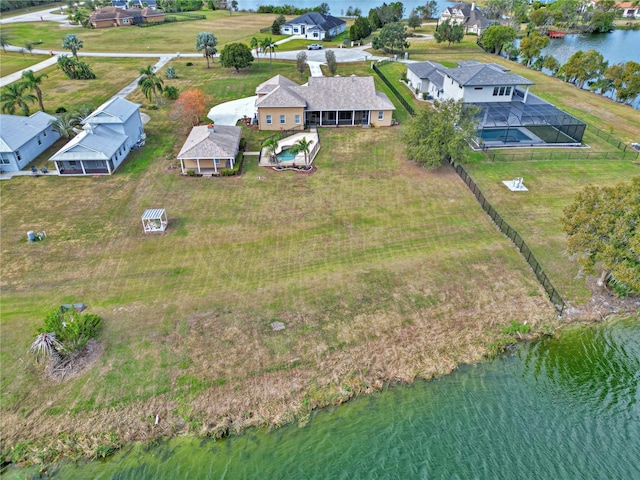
[6,317,640,479]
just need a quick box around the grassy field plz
[0,51,45,76]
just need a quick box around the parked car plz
[306,43,323,50]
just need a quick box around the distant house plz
[440,2,491,35]
[90,6,164,28]
[255,75,395,130]
[133,0,158,8]
[177,124,242,175]
[281,12,346,40]
[0,112,60,172]
[50,97,144,175]
[615,1,640,17]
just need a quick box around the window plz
[499,87,506,95]
[505,87,511,96]
[0,153,11,165]
[43,130,47,137]
[280,115,286,124]
[295,114,300,124]
[293,28,299,33]
[493,87,499,96]
[37,135,42,145]
[214,159,220,165]
[266,115,272,124]
[16,150,21,161]
[378,111,383,120]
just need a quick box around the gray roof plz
[255,75,395,112]
[407,61,445,80]
[177,125,241,159]
[283,12,345,31]
[50,125,127,162]
[255,74,299,96]
[442,3,490,29]
[0,112,56,152]
[83,96,141,126]
[443,64,534,87]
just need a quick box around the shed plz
[142,208,168,233]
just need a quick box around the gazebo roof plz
[142,208,166,220]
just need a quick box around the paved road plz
[0,5,72,24]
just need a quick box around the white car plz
[306,44,323,50]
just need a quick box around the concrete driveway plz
[207,96,257,126]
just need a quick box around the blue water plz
[238,0,447,17]
[8,316,638,479]
[479,128,532,142]
[277,147,298,161]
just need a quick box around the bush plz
[163,86,180,99]
[145,104,158,110]
[239,137,247,151]
[55,106,67,113]
[41,308,101,352]
[185,62,194,67]
[186,169,196,176]
[164,66,177,79]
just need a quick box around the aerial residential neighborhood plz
[0,0,639,476]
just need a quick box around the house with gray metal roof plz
[177,124,241,176]
[50,97,144,175]
[281,12,346,40]
[255,75,395,130]
[0,112,60,172]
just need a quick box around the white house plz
[615,2,640,18]
[281,12,346,40]
[0,112,60,172]
[406,61,446,99]
[50,97,144,176]
[440,2,491,35]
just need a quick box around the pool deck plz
[259,131,320,167]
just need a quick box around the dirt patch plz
[45,340,104,382]
[563,276,640,321]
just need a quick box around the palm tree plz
[289,137,314,168]
[62,33,83,60]
[250,36,259,63]
[261,135,281,165]
[0,82,36,116]
[260,36,277,69]
[21,70,48,112]
[138,65,164,106]
[30,332,64,366]
[52,112,80,139]
[0,32,9,52]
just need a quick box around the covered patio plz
[305,110,370,127]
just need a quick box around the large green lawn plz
[0,51,46,76]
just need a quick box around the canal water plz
[10,316,636,479]
[238,0,447,16]
[542,29,640,65]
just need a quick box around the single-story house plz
[615,2,639,17]
[255,75,395,130]
[1,112,60,172]
[50,97,144,175]
[281,12,346,40]
[440,2,491,35]
[90,6,164,28]
[177,124,242,175]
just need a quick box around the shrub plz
[185,62,194,67]
[145,104,158,110]
[239,137,247,151]
[41,308,101,352]
[186,169,196,176]
[500,321,531,336]
[55,106,67,113]
[164,66,177,79]
[163,86,180,99]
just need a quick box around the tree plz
[372,22,409,54]
[529,8,552,27]
[316,2,329,15]
[604,61,640,105]
[0,32,9,52]
[138,65,164,106]
[260,36,277,68]
[479,25,516,55]
[562,177,640,297]
[407,10,421,30]
[289,137,314,168]
[350,16,372,42]
[262,134,280,165]
[164,66,178,79]
[420,1,438,19]
[52,112,80,139]
[296,51,307,78]
[518,31,549,67]
[0,82,36,116]
[434,19,464,47]
[56,55,96,80]
[250,36,259,62]
[163,85,180,99]
[21,70,47,112]
[62,33,83,60]
[404,99,480,169]
[219,42,254,72]
[171,88,209,126]
[30,333,64,366]
[195,32,218,69]
[325,49,337,76]
[543,55,561,76]
[368,8,382,29]
[562,49,607,89]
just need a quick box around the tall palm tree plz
[21,70,48,112]
[62,33,83,60]
[0,82,36,116]
[250,36,259,63]
[289,137,314,168]
[138,65,164,106]
[260,36,277,69]
[262,135,281,165]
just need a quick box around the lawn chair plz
[31,166,40,177]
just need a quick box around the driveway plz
[0,6,71,24]
[207,96,257,126]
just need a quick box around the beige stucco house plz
[89,6,164,28]
[177,124,241,175]
[255,75,395,131]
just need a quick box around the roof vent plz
[207,123,215,133]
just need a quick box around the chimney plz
[472,2,475,10]
[207,123,215,133]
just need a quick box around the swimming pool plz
[277,148,299,162]
[479,128,534,143]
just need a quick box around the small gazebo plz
[141,208,168,233]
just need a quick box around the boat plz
[546,30,567,38]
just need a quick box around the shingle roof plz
[283,12,346,32]
[255,74,299,96]
[443,64,534,87]
[83,97,141,126]
[0,112,56,152]
[255,85,307,108]
[442,3,490,29]
[177,125,241,159]
[50,125,127,162]
[407,61,445,79]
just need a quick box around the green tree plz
[434,19,464,47]
[325,49,337,76]
[605,61,640,105]
[52,112,80,139]
[62,33,83,60]
[0,82,36,116]
[0,32,9,52]
[195,32,218,69]
[518,31,549,67]
[138,65,164,106]
[260,36,277,68]
[543,55,561,75]
[250,36,259,62]
[407,10,421,30]
[562,49,607,89]
[56,55,96,80]
[21,70,47,112]
[529,8,551,27]
[350,16,372,41]
[372,22,409,54]
[404,99,480,169]
[562,177,640,296]
[219,42,254,72]
[316,2,330,15]
[296,51,307,78]
[368,8,382,29]
[163,85,180,99]
[479,25,517,55]
[289,136,314,168]
[164,66,178,79]
[419,1,438,19]
[262,134,280,165]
